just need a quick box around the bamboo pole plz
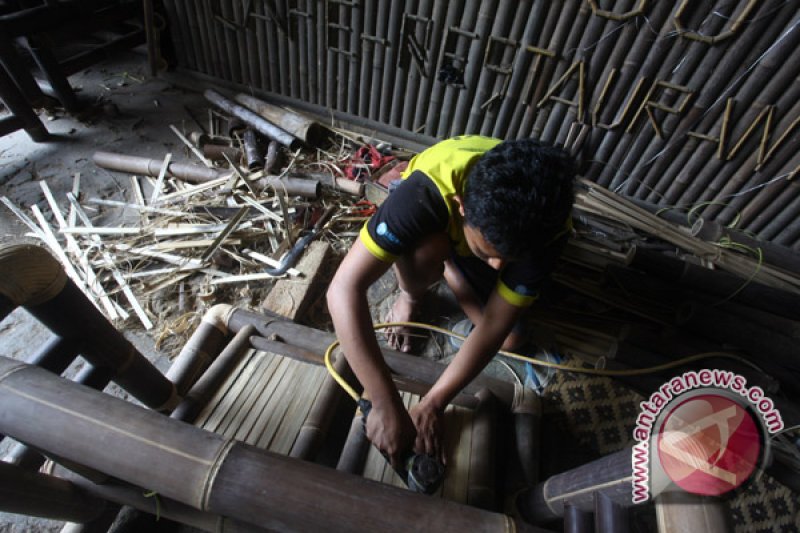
[466,389,496,510]
[424,0,465,136]
[535,0,592,143]
[0,461,105,523]
[413,0,448,133]
[380,0,406,124]
[368,2,390,121]
[402,1,434,133]
[516,0,582,139]
[0,243,177,411]
[600,4,711,191]
[594,491,630,533]
[516,448,633,523]
[336,410,370,474]
[490,0,546,138]
[465,0,515,134]
[450,0,498,135]
[290,352,355,460]
[171,325,255,423]
[627,3,775,198]
[225,307,518,408]
[582,1,677,185]
[436,0,479,137]
[0,357,547,533]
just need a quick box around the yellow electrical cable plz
[324,321,766,402]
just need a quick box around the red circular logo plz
[656,394,761,496]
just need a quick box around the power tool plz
[358,399,446,495]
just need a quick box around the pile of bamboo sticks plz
[0,137,371,344]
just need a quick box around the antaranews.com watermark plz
[631,368,784,503]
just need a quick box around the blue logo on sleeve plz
[377,222,402,246]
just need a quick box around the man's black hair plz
[462,139,575,258]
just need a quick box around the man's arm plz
[326,239,416,468]
[411,290,523,459]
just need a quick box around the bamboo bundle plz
[576,180,800,294]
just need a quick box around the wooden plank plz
[261,241,332,320]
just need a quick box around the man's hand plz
[364,398,417,470]
[409,397,446,465]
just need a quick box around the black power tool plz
[358,399,446,494]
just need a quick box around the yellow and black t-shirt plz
[359,135,567,307]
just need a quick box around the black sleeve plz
[364,170,449,257]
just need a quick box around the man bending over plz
[327,135,575,468]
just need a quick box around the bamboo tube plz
[93,151,221,183]
[380,0,406,124]
[165,305,231,397]
[234,94,328,146]
[506,1,559,138]
[594,491,630,533]
[516,448,632,523]
[347,0,362,115]
[286,2,300,99]
[172,0,200,71]
[257,0,279,92]
[516,0,582,139]
[358,0,376,118]
[491,0,547,138]
[161,1,188,69]
[769,193,800,246]
[436,1,479,137]
[336,411,371,474]
[401,1,433,132]
[713,104,800,226]
[740,151,800,232]
[0,243,177,411]
[477,1,527,136]
[290,353,356,460]
[699,84,800,220]
[171,325,255,423]
[514,385,542,486]
[0,357,545,533]
[26,334,80,374]
[564,503,593,533]
[390,0,418,126]
[631,0,782,200]
[424,0,465,136]
[413,0,448,133]
[0,461,105,523]
[655,492,731,533]
[55,467,263,533]
[198,0,219,77]
[664,13,800,206]
[601,5,710,191]
[450,0,498,135]
[0,56,48,142]
[535,1,593,143]
[205,90,301,150]
[466,388,496,510]
[583,1,681,185]
[225,307,518,408]
[465,0,515,134]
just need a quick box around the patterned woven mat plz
[539,364,800,531]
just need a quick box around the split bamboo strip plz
[65,193,154,330]
[39,183,118,319]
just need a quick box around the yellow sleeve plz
[496,279,539,307]
[359,223,397,263]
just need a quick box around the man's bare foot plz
[385,290,420,353]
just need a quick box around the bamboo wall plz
[162,0,800,250]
